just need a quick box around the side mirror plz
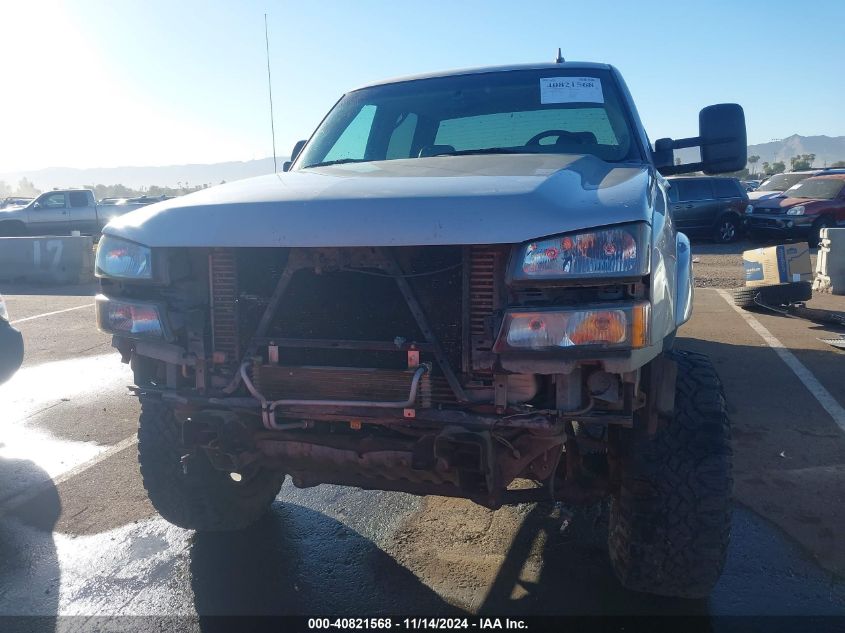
[699,104,747,174]
[282,140,307,173]
[32,201,42,209]
[656,104,747,176]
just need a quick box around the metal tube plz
[239,362,429,429]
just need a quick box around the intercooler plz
[208,245,509,404]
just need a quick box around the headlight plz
[512,224,650,281]
[786,205,805,216]
[96,235,152,280]
[493,303,650,352]
[96,295,167,340]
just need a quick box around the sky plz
[1,0,844,172]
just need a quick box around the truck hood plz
[748,190,783,201]
[753,196,823,212]
[0,206,26,217]
[105,154,654,247]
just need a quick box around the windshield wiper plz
[431,147,530,157]
[303,158,369,168]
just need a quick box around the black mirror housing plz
[699,104,746,174]
[281,161,292,172]
[656,104,747,176]
[291,140,307,162]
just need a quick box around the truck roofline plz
[349,61,614,92]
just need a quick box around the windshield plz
[758,172,811,192]
[784,178,844,200]
[296,69,640,169]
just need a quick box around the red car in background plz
[745,174,845,246]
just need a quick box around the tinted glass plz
[297,69,640,168]
[758,172,811,192]
[68,191,90,207]
[712,179,742,199]
[784,178,844,200]
[323,104,378,162]
[675,179,713,201]
[41,193,66,208]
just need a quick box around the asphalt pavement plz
[1,277,844,622]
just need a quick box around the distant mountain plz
[745,134,845,167]
[675,134,845,169]
[0,157,287,190]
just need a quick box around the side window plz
[676,179,712,202]
[68,191,90,208]
[712,179,740,199]
[386,113,419,160]
[40,193,67,209]
[323,104,377,162]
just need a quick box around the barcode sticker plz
[540,77,604,104]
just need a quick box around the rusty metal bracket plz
[224,255,298,393]
[378,248,469,403]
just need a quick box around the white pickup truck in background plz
[0,189,166,237]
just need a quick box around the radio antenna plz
[264,13,278,173]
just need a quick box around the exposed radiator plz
[208,249,239,367]
[468,245,506,376]
[252,364,438,406]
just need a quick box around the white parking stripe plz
[0,435,138,517]
[716,289,845,433]
[10,303,94,324]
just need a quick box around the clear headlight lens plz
[494,303,650,352]
[95,235,152,279]
[96,295,165,340]
[513,224,649,280]
[786,205,805,216]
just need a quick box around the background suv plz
[667,176,750,243]
[746,174,845,246]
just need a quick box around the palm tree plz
[747,155,760,176]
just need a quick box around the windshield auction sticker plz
[540,77,604,104]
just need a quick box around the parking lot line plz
[716,289,845,433]
[9,303,94,324]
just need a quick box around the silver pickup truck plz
[0,189,155,237]
[96,60,746,598]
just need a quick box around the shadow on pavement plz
[190,501,463,620]
[0,455,61,631]
[476,502,708,617]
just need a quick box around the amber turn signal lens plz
[567,311,627,346]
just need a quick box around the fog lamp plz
[494,303,650,352]
[96,295,166,340]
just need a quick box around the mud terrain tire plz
[608,350,732,598]
[731,281,812,309]
[138,397,285,531]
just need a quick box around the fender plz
[675,232,694,326]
